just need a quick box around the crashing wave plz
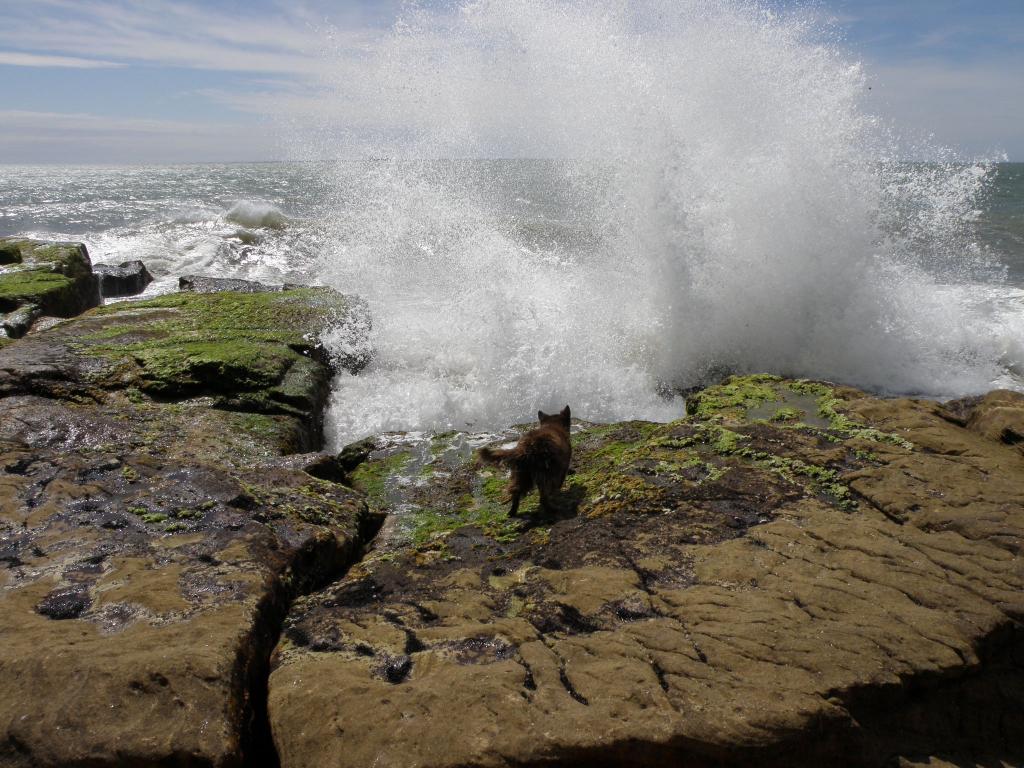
[224,200,290,230]
[290,0,1008,445]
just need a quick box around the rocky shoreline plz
[1,238,1023,768]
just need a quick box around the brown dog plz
[479,406,571,516]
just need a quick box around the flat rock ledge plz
[0,285,374,767]
[270,377,1024,768]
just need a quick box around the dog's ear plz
[560,405,571,423]
[538,410,548,422]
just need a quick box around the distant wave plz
[224,201,289,230]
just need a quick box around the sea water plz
[1,0,1022,448]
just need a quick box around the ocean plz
[2,1,1023,448]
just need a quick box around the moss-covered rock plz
[0,283,375,767]
[268,376,1024,768]
[0,238,99,326]
[0,287,370,443]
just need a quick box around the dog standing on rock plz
[479,406,572,516]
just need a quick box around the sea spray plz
[301,0,1011,446]
[317,160,678,439]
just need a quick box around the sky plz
[0,0,1021,164]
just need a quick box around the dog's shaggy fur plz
[478,406,571,516]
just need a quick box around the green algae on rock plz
[0,238,99,334]
[268,376,1024,768]
[83,288,370,394]
[684,372,784,419]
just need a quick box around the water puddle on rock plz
[746,390,831,428]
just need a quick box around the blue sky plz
[0,0,1021,163]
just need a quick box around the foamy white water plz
[303,0,1017,446]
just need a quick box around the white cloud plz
[0,0,388,161]
[4,2,291,74]
[0,51,123,68]
[0,110,221,135]
[0,0,383,76]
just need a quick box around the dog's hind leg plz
[507,467,532,516]
[536,476,561,515]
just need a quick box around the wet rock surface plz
[0,238,99,335]
[180,274,283,294]
[0,285,374,767]
[93,259,153,298]
[0,287,371,435]
[268,376,1024,768]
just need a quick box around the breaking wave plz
[290,0,1017,445]
[223,200,290,230]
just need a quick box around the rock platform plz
[269,378,1024,768]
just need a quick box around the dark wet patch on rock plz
[36,588,91,620]
[373,653,413,684]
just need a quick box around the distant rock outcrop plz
[92,259,153,298]
[179,274,283,294]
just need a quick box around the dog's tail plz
[478,445,523,465]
